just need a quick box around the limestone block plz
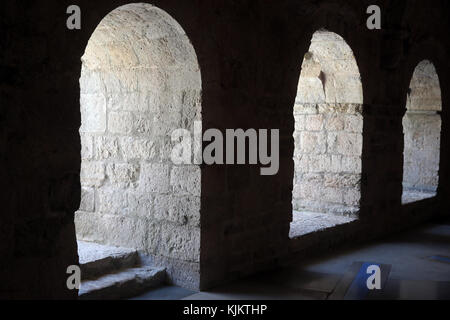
[103,42,139,69]
[294,115,305,131]
[80,93,107,133]
[299,182,323,201]
[308,155,331,173]
[300,53,321,77]
[301,173,324,185]
[327,132,362,156]
[108,112,134,135]
[140,163,170,193]
[294,104,318,115]
[99,216,157,252]
[292,184,302,200]
[294,155,309,173]
[331,59,360,75]
[170,166,201,196]
[120,137,157,161]
[80,134,94,160]
[80,70,104,94]
[310,40,355,61]
[341,156,362,174]
[326,115,345,131]
[311,30,343,42]
[343,115,363,133]
[134,115,153,135]
[305,114,324,131]
[75,211,102,243]
[329,155,342,173]
[107,92,157,113]
[106,163,139,187]
[127,192,153,217]
[80,187,95,212]
[97,187,129,215]
[95,136,120,160]
[159,224,200,262]
[343,189,361,207]
[296,78,325,104]
[101,70,138,94]
[300,131,327,155]
[154,195,200,227]
[335,84,363,104]
[81,162,105,187]
[321,187,343,204]
[324,173,360,189]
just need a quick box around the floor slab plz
[289,211,356,238]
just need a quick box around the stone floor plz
[402,190,437,204]
[78,241,137,266]
[289,211,356,238]
[132,216,450,300]
[77,241,165,299]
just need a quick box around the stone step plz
[78,241,140,280]
[79,266,166,300]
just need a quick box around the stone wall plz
[2,0,450,298]
[74,4,202,289]
[292,31,363,217]
[403,60,442,193]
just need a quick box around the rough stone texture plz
[289,211,356,238]
[2,0,450,299]
[78,241,139,280]
[74,3,201,290]
[292,30,363,217]
[403,60,442,200]
[79,266,166,300]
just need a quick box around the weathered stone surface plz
[95,136,120,160]
[76,5,202,290]
[403,104,441,192]
[80,94,107,133]
[106,163,139,188]
[97,188,128,215]
[140,163,170,193]
[120,137,157,161]
[80,134,94,160]
[289,211,356,238]
[108,111,134,135]
[78,241,139,280]
[79,266,166,300]
[3,0,450,301]
[406,60,442,112]
[170,166,201,196]
[80,162,105,187]
[159,224,200,262]
[154,195,200,227]
[292,30,363,217]
[80,188,95,213]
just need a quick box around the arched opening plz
[75,3,202,290]
[402,60,442,204]
[290,30,362,238]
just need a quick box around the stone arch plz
[75,3,202,289]
[402,60,442,204]
[290,29,363,238]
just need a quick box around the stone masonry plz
[74,4,202,290]
[292,30,363,217]
[2,0,450,299]
[403,60,442,194]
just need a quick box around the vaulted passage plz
[3,0,450,301]
[402,60,442,204]
[75,3,202,290]
[290,30,363,238]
